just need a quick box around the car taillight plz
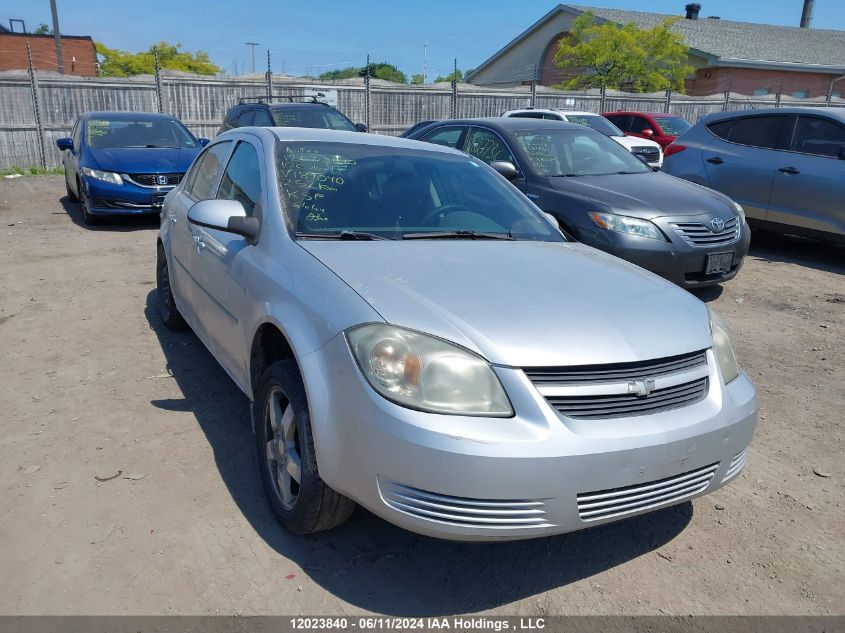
[664,144,686,158]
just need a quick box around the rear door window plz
[605,114,631,132]
[237,110,256,127]
[629,116,654,134]
[509,112,544,119]
[791,116,845,158]
[728,115,789,150]
[420,126,465,148]
[252,109,273,126]
[184,141,233,201]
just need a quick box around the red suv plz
[602,111,692,148]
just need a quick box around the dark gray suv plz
[663,107,845,243]
[409,118,749,289]
[218,98,366,136]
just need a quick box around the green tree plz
[555,13,692,92]
[95,41,220,76]
[410,73,425,85]
[318,62,407,83]
[34,23,52,35]
[434,69,464,83]
[318,66,361,80]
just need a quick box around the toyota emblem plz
[710,217,725,232]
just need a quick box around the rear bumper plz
[300,336,758,541]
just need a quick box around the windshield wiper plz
[549,173,581,177]
[402,230,513,240]
[295,230,389,240]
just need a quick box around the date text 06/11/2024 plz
[289,617,547,630]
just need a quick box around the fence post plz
[664,88,672,113]
[153,48,164,114]
[722,90,730,111]
[530,63,537,108]
[26,43,47,169]
[775,91,782,108]
[599,84,606,113]
[364,54,371,131]
[451,58,458,119]
[266,50,272,102]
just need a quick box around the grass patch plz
[1,166,64,177]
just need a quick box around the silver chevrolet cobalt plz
[156,127,758,541]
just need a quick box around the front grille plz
[577,462,719,522]
[670,217,740,247]
[125,173,183,187]
[631,146,660,163]
[524,350,706,385]
[722,448,748,482]
[379,480,552,529]
[546,377,708,419]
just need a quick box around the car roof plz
[603,111,683,118]
[434,117,586,132]
[81,111,179,121]
[702,107,845,123]
[221,126,467,156]
[507,109,599,117]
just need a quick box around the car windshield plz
[277,142,564,241]
[654,116,692,136]
[271,106,357,131]
[564,114,624,137]
[85,117,197,149]
[513,128,652,177]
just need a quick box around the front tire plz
[156,244,187,331]
[65,171,78,202]
[255,360,355,535]
[78,179,99,226]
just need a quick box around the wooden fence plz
[1,71,842,170]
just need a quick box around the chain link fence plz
[1,69,843,170]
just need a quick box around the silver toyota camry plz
[156,127,758,541]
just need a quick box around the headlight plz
[588,211,666,241]
[346,324,513,417]
[732,200,746,223]
[82,167,123,185]
[708,307,740,384]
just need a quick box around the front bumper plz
[300,336,758,541]
[574,217,751,289]
[82,176,173,216]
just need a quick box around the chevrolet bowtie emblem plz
[628,379,656,397]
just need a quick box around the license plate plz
[705,252,733,274]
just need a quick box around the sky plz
[4,0,845,79]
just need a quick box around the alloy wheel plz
[265,386,302,510]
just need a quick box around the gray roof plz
[569,5,845,69]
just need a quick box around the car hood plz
[300,240,712,367]
[611,135,661,151]
[87,147,200,174]
[547,172,734,220]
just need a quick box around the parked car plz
[662,108,845,243]
[603,111,692,149]
[218,97,366,135]
[56,111,208,225]
[503,109,663,168]
[409,118,749,288]
[156,126,757,540]
[399,120,439,138]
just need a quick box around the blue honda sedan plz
[56,111,209,225]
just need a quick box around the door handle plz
[167,211,176,224]
[706,157,724,165]
[778,166,800,175]
[192,235,205,250]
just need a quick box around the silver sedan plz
[156,127,758,541]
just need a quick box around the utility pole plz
[245,42,260,74]
[49,0,64,74]
[451,58,458,119]
[27,43,47,168]
[266,50,272,102]
[364,54,371,132]
[423,43,427,84]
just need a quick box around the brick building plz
[0,30,98,76]
[467,4,845,99]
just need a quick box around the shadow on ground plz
[747,228,845,276]
[144,291,693,615]
[60,195,160,231]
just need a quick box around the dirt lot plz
[0,175,842,616]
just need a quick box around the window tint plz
[509,112,544,119]
[270,106,357,131]
[217,142,262,215]
[465,128,515,164]
[707,119,733,140]
[791,116,845,158]
[237,110,256,127]
[185,141,232,200]
[629,116,653,133]
[653,116,691,136]
[421,127,464,148]
[252,109,273,126]
[542,113,564,120]
[605,115,631,131]
[728,116,788,149]
[72,119,81,147]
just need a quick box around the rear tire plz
[254,360,355,535]
[156,244,188,331]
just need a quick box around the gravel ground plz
[0,175,842,616]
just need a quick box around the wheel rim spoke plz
[285,444,302,484]
[280,404,295,439]
[265,439,277,464]
[269,393,285,434]
[277,470,294,506]
[266,388,299,509]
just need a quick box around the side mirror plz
[641,128,655,137]
[56,137,73,151]
[187,199,259,243]
[198,138,210,147]
[838,145,845,160]
[355,123,368,132]
[634,153,650,165]
[490,161,519,181]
